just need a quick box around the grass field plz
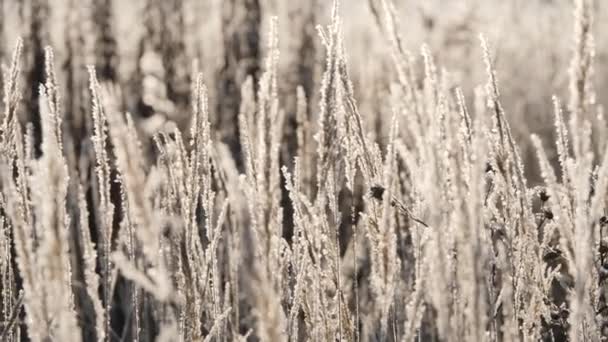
[0,0,607,341]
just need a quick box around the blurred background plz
[0,2,606,340]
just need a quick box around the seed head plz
[370,185,385,201]
[485,162,494,173]
[539,189,550,202]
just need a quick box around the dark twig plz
[369,185,429,228]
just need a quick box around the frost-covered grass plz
[0,0,607,341]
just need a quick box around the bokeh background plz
[1,0,606,179]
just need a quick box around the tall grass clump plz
[2,0,608,341]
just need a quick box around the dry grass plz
[0,0,608,341]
